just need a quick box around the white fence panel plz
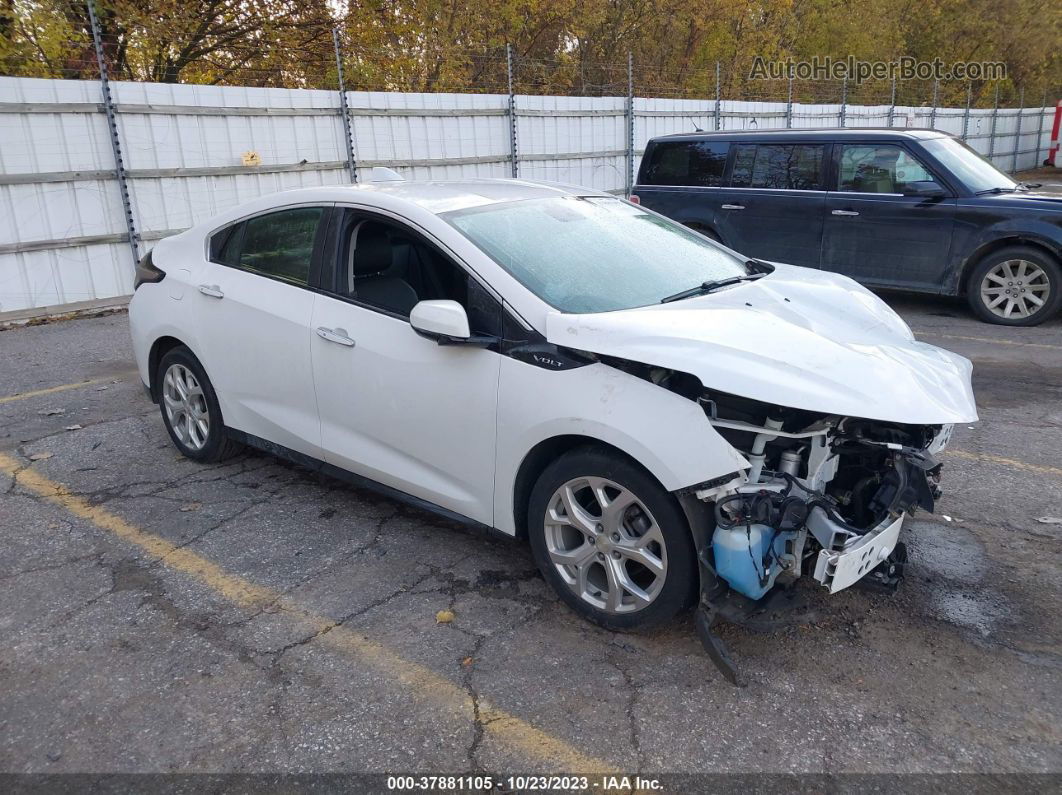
[348,91,510,180]
[0,77,132,312]
[518,95,626,192]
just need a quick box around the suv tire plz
[966,245,1062,326]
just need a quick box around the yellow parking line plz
[945,448,1062,479]
[0,377,111,405]
[915,331,1062,351]
[0,453,613,775]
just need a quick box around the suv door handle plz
[721,204,745,210]
[316,326,356,347]
[831,209,860,216]
[197,284,224,298]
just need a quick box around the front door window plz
[837,145,934,194]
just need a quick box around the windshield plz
[444,196,752,313]
[922,136,1017,194]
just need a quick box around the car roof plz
[347,178,610,214]
[197,178,615,231]
[650,127,951,144]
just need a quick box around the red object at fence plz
[1048,100,1062,167]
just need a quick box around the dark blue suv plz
[632,128,1062,325]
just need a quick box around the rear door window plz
[641,141,730,187]
[235,208,324,286]
[730,144,824,190]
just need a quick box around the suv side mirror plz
[903,180,946,198]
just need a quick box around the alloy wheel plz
[162,363,210,451]
[543,477,667,614]
[980,259,1051,320]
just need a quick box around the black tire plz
[966,245,1062,326]
[156,346,242,463]
[528,446,697,631]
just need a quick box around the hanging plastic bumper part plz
[693,497,916,687]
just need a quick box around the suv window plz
[333,212,502,335]
[837,145,934,193]
[640,141,730,187]
[731,144,824,190]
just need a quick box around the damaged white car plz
[129,176,977,683]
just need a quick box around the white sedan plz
[129,175,977,680]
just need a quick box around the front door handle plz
[197,284,224,298]
[831,209,860,216]
[721,204,745,210]
[316,326,356,347]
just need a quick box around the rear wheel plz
[966,246,1062,326]
[528,447,697,631]
[156,346,241,463]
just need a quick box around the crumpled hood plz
[545,264,978,425]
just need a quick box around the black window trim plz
[205,202,333,291]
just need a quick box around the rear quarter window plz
[209,223,243,266]
[640,141,730,187]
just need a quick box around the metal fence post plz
[988,84,1000,163]
[929,79,939,129]
[961,83,972,140]
[839,77,847,127]
[1011,87,1025,172]
[714,61,721,131]
[332,28,357,183]
[626,52,635,194]
[506,43,518,179]
[887,76,897,128]
[1035,89,1048,167]
[785,74,793,128]
[87,0,139,268]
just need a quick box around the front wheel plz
[966,246,1062,326]
[528,447,697,631]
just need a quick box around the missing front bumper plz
[811,511,905,593]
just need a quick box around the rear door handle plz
[316,326,356,347]
[831,209,860,216]
[197,284,224,298]
[721,204,745,210]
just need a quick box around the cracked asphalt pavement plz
[0,296,1060,778]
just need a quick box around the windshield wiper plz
[661,274,764,304]
[974,186,1019,195]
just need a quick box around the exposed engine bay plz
[611,364,957,685]
[697,390,946,601]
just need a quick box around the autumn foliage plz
[1,0,1058,105]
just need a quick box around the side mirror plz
[903,180,946,198]
[410,300,471,342]
[410,300,500,347]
